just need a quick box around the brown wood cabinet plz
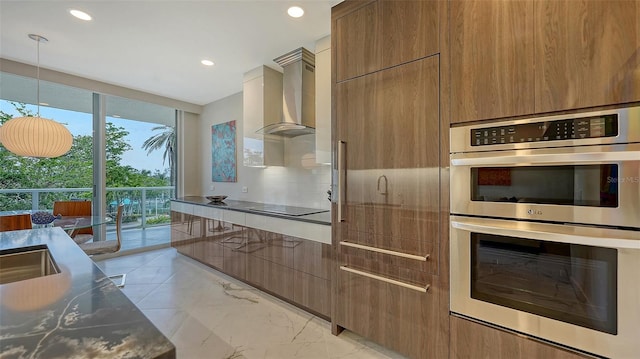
[334,0,440,82]
[170,206,331,319]
[535,1,640,113]
[450,316,589,359]
[451,0,640,124]
[333,1,444,355]
[450,0,535,124]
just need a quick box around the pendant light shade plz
[0,34,73,158]
[0,116,73,157]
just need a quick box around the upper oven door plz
[450,143,640,228]
[450,215,640,359]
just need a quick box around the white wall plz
[179,111,202,196]
[198,92,331,210]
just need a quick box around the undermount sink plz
[0,246,60,285]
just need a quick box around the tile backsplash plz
[198,92,331,210]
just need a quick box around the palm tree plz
[142,125,175,184]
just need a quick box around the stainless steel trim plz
[340,241,429,261]
[450,215,640,249]
[340,266,430,292]
[337,140,346,222]
[451,149,640,166]
[450,106,640,153]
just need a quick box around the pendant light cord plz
[28,34,47,117]
[36,37,41,117]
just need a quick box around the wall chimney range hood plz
[256,47,316,137]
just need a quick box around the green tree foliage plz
[142,125,175,185]
[0,102,170,210]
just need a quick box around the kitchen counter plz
[173,196,331,225]
[0,227,175,359]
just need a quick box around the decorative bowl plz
[206,195,228,203]
[31,211,61,225]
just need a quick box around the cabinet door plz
[535,1,640,112]
[450,0,535,123]
[335,271,440,359]
[379,0,439,70]
[334,56,441,357]
[336,56,439,259]
[334,1,380,82]
[334,0,440,82]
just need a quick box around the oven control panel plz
[471,114,618,146]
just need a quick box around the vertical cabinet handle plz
[338,140,346,222]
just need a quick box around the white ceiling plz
[0,0,341,107]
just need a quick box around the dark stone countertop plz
[0,227,175,359]
[173,196,331,226]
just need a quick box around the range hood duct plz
[257,47,315,137]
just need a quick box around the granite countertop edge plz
[172,197,331,226]
[0,227,175,359]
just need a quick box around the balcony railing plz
[0,186,174,230]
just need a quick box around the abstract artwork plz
[211,120,237,182]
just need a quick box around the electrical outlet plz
[209,185,215,191]
[242,186,248,193]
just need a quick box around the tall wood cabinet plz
[450,0,535,123]
[451,0,640,124]
[334,0,440,82]
[332,1,447,358]
[535,1,640,113]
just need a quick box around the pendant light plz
[0,34,73,158]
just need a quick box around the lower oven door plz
[450,215,640,358]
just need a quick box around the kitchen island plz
[0,227,175,359]
[171,197,331,318]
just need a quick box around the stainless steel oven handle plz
[451,151,640,166]
[451,216,640,249]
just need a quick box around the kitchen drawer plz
[293,240,331,280]
[294,271,330,318]
[334,268,439,359]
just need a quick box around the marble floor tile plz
[97,248,407,359]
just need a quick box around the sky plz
[0,100,169,173]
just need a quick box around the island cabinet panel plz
[534,1,640,113]
[450,316,590,359]
[450,0,535,123]
[334,0,440,82]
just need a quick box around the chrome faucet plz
[377,175,388,195]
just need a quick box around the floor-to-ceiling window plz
[0,72,176,251]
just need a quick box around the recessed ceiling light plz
[70,9,92,21]
[201,59,214,66]
[39,102,49,106]
[287,6,304,18]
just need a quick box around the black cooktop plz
[210,200,329,217]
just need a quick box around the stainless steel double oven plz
[449,107,640,358]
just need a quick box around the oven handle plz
[451,150,640,166]
[451,216,640,249]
